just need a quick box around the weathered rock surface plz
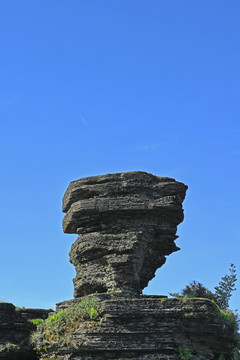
[18,307,52,322]
[0,302,52,360]
[43,297,239,360]
[62,171,187,297]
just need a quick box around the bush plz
[30,318,44,325]
[170,264,237,311]
[170,280,217,305]
[220,309,239,328]
[178,347,192,359]
[230,347,240,360]
[179,281,216,300]
[31,296,101,352]
[169,264,239,334]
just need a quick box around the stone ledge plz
[49,297,238,360]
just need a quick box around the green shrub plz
[170,264,239,328]
[178,347,192,359]
[231,347,239,360]
[220,309,239,328]
[31,296,101,352]
[218,348,240,360]
[0,343,19,353]
[87,307,98,320]
[170,264,237,308]
[170,281,217,302]
[30,318,44,325]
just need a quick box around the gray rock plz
[2,171,238,360]
[62,171,187,297]
[0,302,51,360]
[33,172,239,360]
[45,297,239,360]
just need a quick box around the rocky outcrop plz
[0,302,52,360]
[0,302,36,360]
[2,171,238,360]
[62,171,187,297]
[18,307,52,322]
[41,296,238,360]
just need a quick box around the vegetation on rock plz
[178,346,192,359]
[170,264,239,358]
[0,342,20,352]
[218,347,240,360]
[170,264,238,316]
[30,297,100,355]
[170,280,217,301]
[30,318,44,325]
[220,309,239,328]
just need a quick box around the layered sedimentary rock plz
[43,296,238,360]
[0,302,51,360]
[1,171,239,360]
[62,171,188,297]
[33,171,239,360]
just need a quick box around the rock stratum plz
[44,296,238,360]
[62,171,188,297]
[0,302,51,360]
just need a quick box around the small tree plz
[170,264,237,310]
[170,281,216,302]
[182,281,216,300]
[214,263,237,309]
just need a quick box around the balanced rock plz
[62,171,187,298]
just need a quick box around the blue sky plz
[0,1,239,311]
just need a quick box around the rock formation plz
[0,302,51,360]
[53,296,238,360]
[1,171,239,360]
[62,171,187,297]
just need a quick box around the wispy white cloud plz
[79,116,87,125]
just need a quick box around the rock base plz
[42,297,239,360]
[0,302,52,360]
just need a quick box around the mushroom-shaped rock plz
[62,171,187,298]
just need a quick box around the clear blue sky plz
[0,1,239,311]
